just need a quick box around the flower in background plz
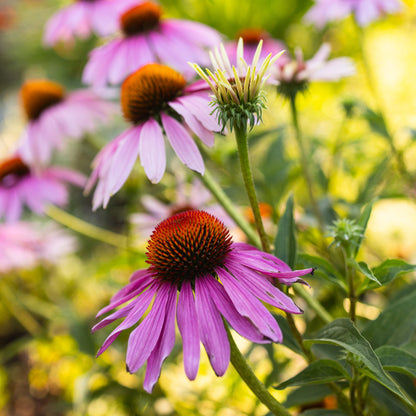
[225,28,287,66]
[0,154,85,222]
[18,79,116,166]
[131,177,233,238]
[86,64,221,210]
[190,38,283,131]
[0,222,76,273]
[83,1,221,89]
[43,0,138,46]
[304,0,403,28]
[93,210,312,393]
[273,43,355,100]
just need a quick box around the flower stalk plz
[227,327,293,416]
[234,122,270,252]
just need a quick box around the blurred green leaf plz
[305,319,412,405]
[274,194,296,268]
[356,157,389,205]
[274,314,303,355]
[297,254,347,291]
[363,288,416,349]
[275,359,350,390]
[300,410,349,416]
[376,346,416,379]
[363,259,416,291]
[361,106,390,139]
[351,202,373,258]
[283,384,334,408]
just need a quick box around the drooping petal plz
[161,113,204,174]
[96,282,159,356]
[195,277,229,376]
[216,267,283,342]
[225,259,302,314]
[138,119,166,183]
[126,283,171,373]
[143,283,177,393]
[168,101,215,147]
[177,280,200,380]
[205,274,270,343]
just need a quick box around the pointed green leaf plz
[274,194,297,268]
[283,384,333,408]
[351,202,373,258]
[363,288,416,349]
[376,346,416,378]
[367,259,416,290]
[349,259,381,288]
[275,359,350,390]
[297,253,347,291]
[305,318,412,405]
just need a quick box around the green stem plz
[342,248,356,323]
[289,95,325,234]
[227,327,293,416]
[0,281,42,336]
[293,285,333,324]
[46,205,130,250]
[233,122,270,252]
[199,170,260,247]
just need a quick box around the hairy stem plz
[227,327,293,416]
[234,122,270,252]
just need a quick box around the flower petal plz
[139,119,166,183]
[177,280,200,380]
[161,113,204,174]
[195,277,229,376]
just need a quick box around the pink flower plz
[225,28,287,66]
[304,0,403,28]
[273,44,355,98]
[0,222,76,273]
[0,154,85,222]
[93,210,313,393]
[43,0,138,46]
[86,64,221,210]
[18,79,116,166]
[82,1,222,89]
[131,177,233,237]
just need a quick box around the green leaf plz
[274,194,297,268]
[361,106,390,139]
[305,318,412,405]
[351,202,373,258]
[363,288,416,349]
[376,346,416,378]
[349,260,381,288]
[274,314,303,355]
[356,157,389,205]
[297,254,347,291]
[300,410,349,416]
[368,259,416,290]
[283,384,333,408]
[275,359,350,390]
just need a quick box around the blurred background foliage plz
[1,0,416,415]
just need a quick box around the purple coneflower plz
[0,222,76,273]
[225,28,287,66]
[82,0,221,89]
[0,154,85,222]
[18,79,115,166]
[93,210,313,393]
[304,0,402,28]
[86,64,221,210]
[273,43,355,99]
[43,0,138,46]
